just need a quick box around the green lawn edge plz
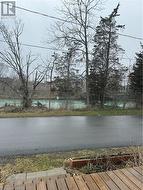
[0,108,142,118]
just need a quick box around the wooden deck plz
[0,166,142,190]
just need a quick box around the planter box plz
[64,153,139,169]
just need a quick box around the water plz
[0,116,142,156]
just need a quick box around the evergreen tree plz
[54,47,81,109]
[129,45,143,108]
[89,4,125,107]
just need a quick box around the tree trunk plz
[100,93,105,108]
[48,82,51,110]
[22,91,32,108]
[49,62,55,111]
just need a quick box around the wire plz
[0,1,75,24]
[0,2,143,41]
[16,6,74,24]
[0,39,138,61]
[0,39,62,51]
[14,6,143,41]
[117,33,143,41]
[121,57,135,60]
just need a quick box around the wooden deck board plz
[25,182,36,190]
[127,168,143,182]
[82,174,100,190]
[14,184,25,190]
[91,173,110,190]
[65,176,79,190]
[74,175,89,190]
[4,184,14,190]
[106,170,130,190]
[0,185,3,190]
[134,166,143,175]
[99,172,120,190]
[120,168,142,189]
[37,181,47,190]
[47,178,57,190]
[1,166,142,190]
[56,178,68,190]
[113,169,140,190]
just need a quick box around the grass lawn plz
[0,108,142,118]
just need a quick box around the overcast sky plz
[0,0,143,67]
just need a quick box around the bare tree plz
[0,63,5,77]
[42,53,58,110]
[48,55,56,110]
[52,0,103,107]
[0,21,46,108]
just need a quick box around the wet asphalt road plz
[0,116,142,156]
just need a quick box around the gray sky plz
[0,0,143,67]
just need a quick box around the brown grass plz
[0,146,142,183]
